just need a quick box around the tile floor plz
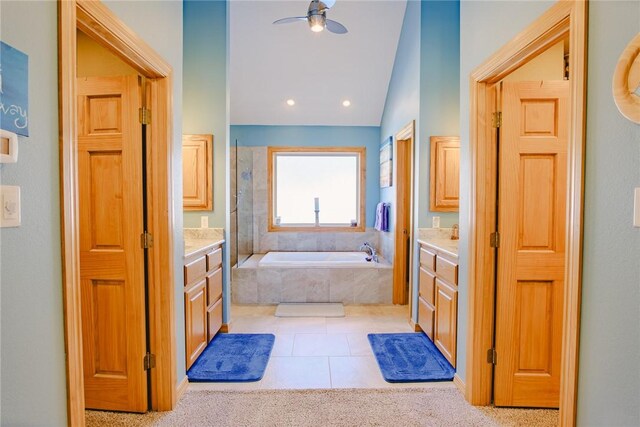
[188,304,456,392]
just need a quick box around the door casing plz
[59,1,177,424]
[392,121,415,306]
[465,1,587,426]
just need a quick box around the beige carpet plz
[86,388,558,427]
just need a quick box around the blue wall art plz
[0,41,29,136]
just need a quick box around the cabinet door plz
[182,134,213,211]
[434,278,458,367]
[429,136,460,212]
[419,266,436,305]
[185,280,207,368]
[418,296,435,340]
[207,297,223,343]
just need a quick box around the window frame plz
[267,146,366,232]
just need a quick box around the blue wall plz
[578,2,640,425]
[231,125,381,227]
[183,0,228,229]
[419,1,460,229]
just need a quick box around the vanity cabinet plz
[182,134,213,211]
[184,243,223,369]
[418,242,458,367]
[429,136,460,212]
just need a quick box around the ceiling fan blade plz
[273,17,307,25]
[320,0,336,9]
[326,19,348,34]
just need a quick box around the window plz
[268,147,366,232]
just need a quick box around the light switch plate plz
[0,185,21,227]
[200,216,209,228]
[634,188,640,228]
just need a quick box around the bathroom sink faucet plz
[360,242,378,262]
[451,224,459,240]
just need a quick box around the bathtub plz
[233,251,393,304]
[258,251,375,268]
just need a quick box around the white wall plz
[0,1,184,424]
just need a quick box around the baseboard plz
[176,375,189,402]
[220,323,230,333]
[409,319,422,332]
[453,373,466,396]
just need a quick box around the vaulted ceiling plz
[230,0,407,126]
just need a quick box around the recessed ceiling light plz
[286,99,295,106]
[342,100,351,107]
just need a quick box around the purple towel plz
[382,203,390,232]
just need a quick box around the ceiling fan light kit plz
[273,0,348,35]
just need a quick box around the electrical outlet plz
[200,216,209,228]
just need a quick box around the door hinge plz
[490,231,500,248]
[139,106,151,125]
[144,352,156,370]
[492,111,502,128]
[487,348,497,365]
[141,231,154,249]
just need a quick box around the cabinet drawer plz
[419,266,436,305]
[207,267,223,306]
[436,256,458,286]
[207,247,222,272]
[419,247,436,271]
[185,256,207,286]
[207,297,223,342]
[418,296,435,341]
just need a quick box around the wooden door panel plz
[186,280,207,368]
[494,81,568,408]
[78,75,147,412]
[434,279,457,367]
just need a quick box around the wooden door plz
[494,81,569,407]
[393,137,412,304]
[78,75,147,412]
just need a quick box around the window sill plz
[267,224,366,233]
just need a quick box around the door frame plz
[465,1,587,425]
[58,1,177,424]
[392,121,415,306]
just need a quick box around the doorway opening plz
[465,1,586,426]
[393,121,415,307]
[59,1,177,423]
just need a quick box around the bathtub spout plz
[359,242,378,263]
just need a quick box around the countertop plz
[417,238,458,259]
[183,227,225,259]
[184,238,225,259]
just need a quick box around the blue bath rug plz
[187,333,275,382]
[368,333,455,382]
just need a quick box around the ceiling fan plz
[273,0,348,34]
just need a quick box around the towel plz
[374,202,384,231]
[375,203,391,232]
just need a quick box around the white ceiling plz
[230,0,407,126]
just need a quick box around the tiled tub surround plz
[232,254,393,305]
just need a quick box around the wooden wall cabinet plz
[418,242,458,367]
[182,134,213,211]
[429,136,460,212]
[184,243,223,369]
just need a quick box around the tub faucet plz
[359,242,378,263]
